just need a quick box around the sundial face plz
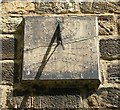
[23,16,99,80]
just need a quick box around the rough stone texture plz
[99,60,120,84]
[1,1,120,14]
[34,2,120,14]
[117,16,120,35]
[86,87,120,108]
[0,35,15,60]
[80,2,120,14]
[35,2,81,14]
[6,95,82,109]
[41,95,81,109]
[0,85,13,108]
[5,87,82,109]
[23,16,99,80]
[0,1,120,109]
[98,15,116,35]
[0,17,23,33]
[0,61,14,85]
[99,87,120,108]
[6,93,33,108]
[2,0,33,2]
[0,85,2,108]
[107,61,120,83]
[2,2,35,14]
[4,84,120,109]
[100,38,120,60]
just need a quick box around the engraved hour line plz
[34,22,64,79]
[24,36,96,52]
[27,57,87,68]
[40,22,65,65]
[26,61,86,73]
[26,52,78,57]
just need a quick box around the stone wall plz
[0,0,120,109]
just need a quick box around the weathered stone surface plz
[117,16,120,35]
[0,35,15,60]
[7,87,82,109]
[0,85,13,109]
[87,94,102,107]
[6,95,33,108]
[2,0,33,2]
[0,85,2,108]
[1,1,120,14]
[99,60,107,83]
[41,95,81,109]
[7,95,81,109]
[0,62,2,83]
[0,61,14,84]
[0,1,120,109]
[98,15,116,35]
[35,2,81,14]
[2,2,35,14]
[98,87,120,108]
[86,87,120,108]
[0,17,23,33]
[80,2,120,14]
[5,84,120,109]
[100,38,120,60]
[107,62,120,82]
[23,16,99,81]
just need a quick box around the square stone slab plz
[22,16,99,81]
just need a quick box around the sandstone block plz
[100,38,120,60]
[80,2,120,14]
[0,61,14,84]
[0,85,13,109]
[0,17,23,33]
[6,87,82,109]
[35,2,81,14]
[87,87,120,108]
[98,15,116,35]
[117,16,120,35]
[0,35,15,60]
[41,95,81,109]
[2,0,33,2]
[97,87,120,108]
[107,61,120,82]
[2,2,35,14]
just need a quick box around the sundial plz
[22,16,99,81]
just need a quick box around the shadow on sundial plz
[12,17,100,109]
[35,23,61,80]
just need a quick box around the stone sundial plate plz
[22,16,99,80]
